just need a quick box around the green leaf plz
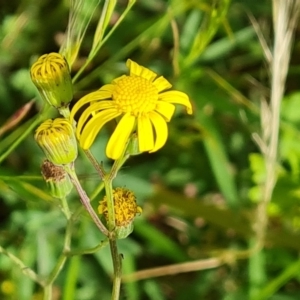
[134,219,188,262]
[198,111,239,207]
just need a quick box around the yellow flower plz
[70,59,192,159]
[35,118,77,165]
[98,187,142,239]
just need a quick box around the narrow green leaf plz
[198,111,239,207]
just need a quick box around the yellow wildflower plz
[70,59,192,159]
[98,187,142,239]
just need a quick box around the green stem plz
[68,239,109,256]
[65,163,109,236]
[110,240,122,300]
[103,176,122,300]
[103,150,130,300]
[60,196,72,219]
[104,179,115,231]
[43,286,52,300]
[0,245,42,285]
[43,200,73,300]
[84,149,106,179]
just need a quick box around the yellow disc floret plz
[112,76,158,115]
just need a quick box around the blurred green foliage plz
[1,0,300,299]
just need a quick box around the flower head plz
[70,59,192,159]
[41,159,73,199]
[98,187,142,239]
[30,53,73,109]
[35,118,77,165]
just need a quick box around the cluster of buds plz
[98,187,142,239]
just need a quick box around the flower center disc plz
[112,76,158,115]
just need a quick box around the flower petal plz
[112,75,127,84]
[70,88,113,122]
[153,76,172,92]
[155,101,175,121]
[76,101,115,137]
[137,115,154,152]
[99,83,115,92]
[106,113,136,159]
[149,111,168,152]
[126,59,157,81]
[159,91,193,114]
[79,108,120,149]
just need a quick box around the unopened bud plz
[35,118,77,165]
[30,53,73,109]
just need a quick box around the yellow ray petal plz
[126,59,157,81]
[153,76,172,92]
[70,90,113,121]
[99,83,115,92]
[159,91,193,114]
[76,101,115,137]
[106,113,136,159]
[137,115,154,152]
[155,101,175,121]
[79,108,121,149]
[149,111,168,152]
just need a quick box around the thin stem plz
[43,286,52,300]
[102,148,131,299]
[103,177,122,300]
[43,200,73,300]
[65,163,109,236]
[84,149,106,179]
[104,179,115,231]
[0,245,43,285]
[60,196,72,219]
[68,239,109,256]
[109,240,122,300]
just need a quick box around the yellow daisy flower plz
[70,59,193,160]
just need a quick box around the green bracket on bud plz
[114,223,134,239]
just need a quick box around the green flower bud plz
[35,118,77,165]
[30,53,73,108]
[41,159,73,199]
[98,187,142,239]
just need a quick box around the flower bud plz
[30,53,73,108]
[41,159,73,199]
[35,118,77,165]
[98,187,142,239]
